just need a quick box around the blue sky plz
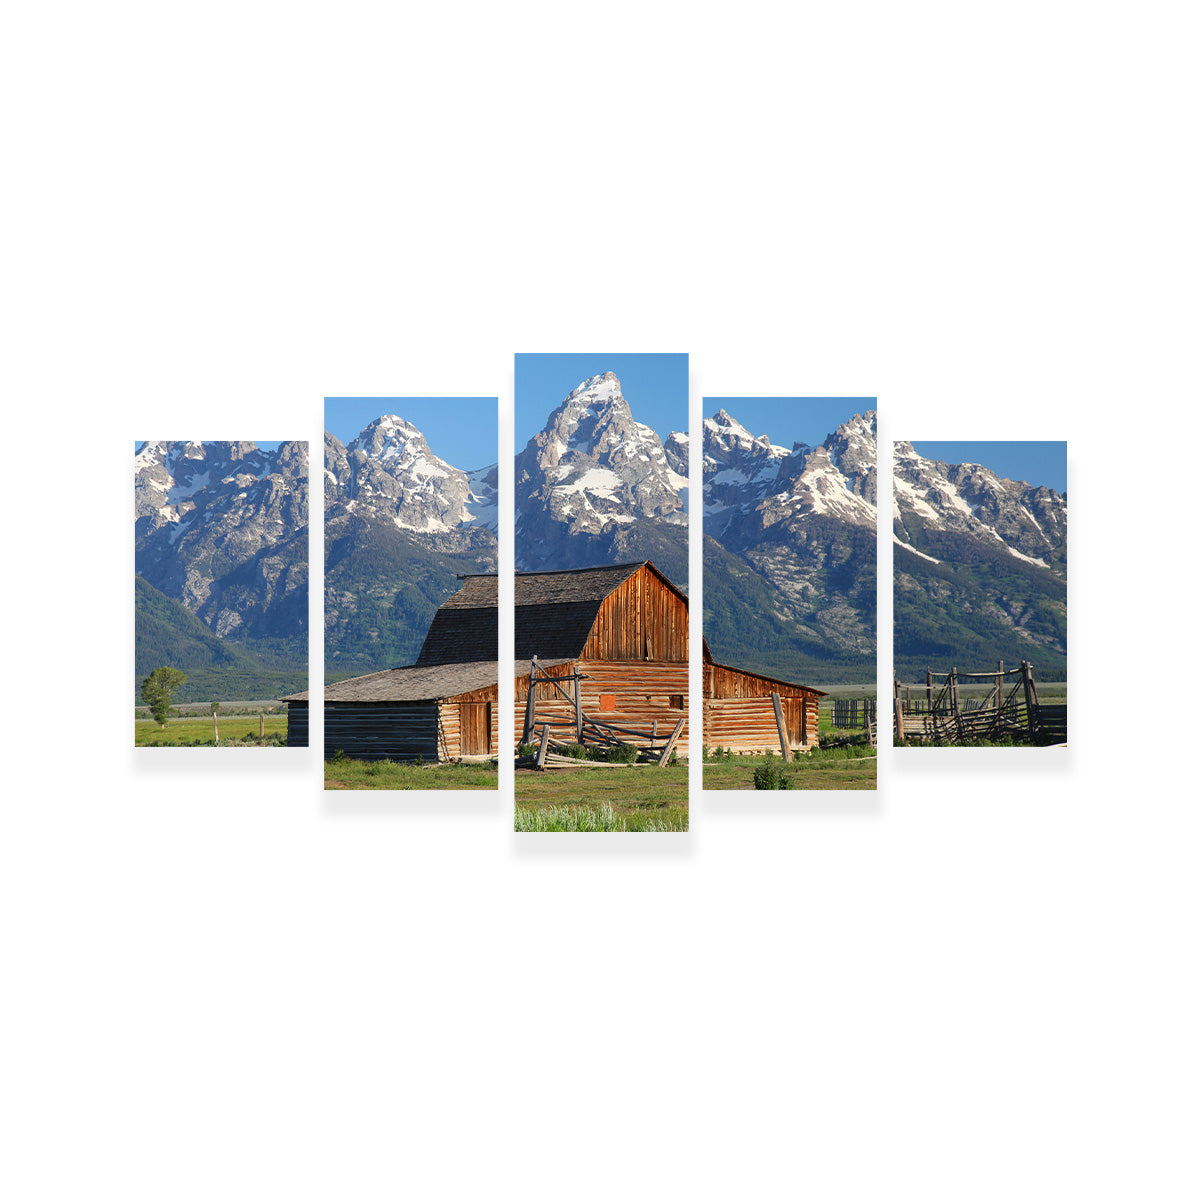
[515,353,688,448]
[135,440,286,452]
[704,397,876,452]
[909,441,1067,493]
[324,398,499,471]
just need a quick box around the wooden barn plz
[283,573,499,762]
[513,561,691,757]
[283,559,824,761]
[703,642,825,755]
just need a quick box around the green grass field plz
[325,759,498,790]
[515,763,689,831]
[135,715,288,747]
[703,745,877,790]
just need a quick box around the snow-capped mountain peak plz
[512,372,688,576]
[325,418,500,536]
[516,372,687,542]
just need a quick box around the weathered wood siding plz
[703,695,819,754]
[439,698,498,758]
[285,701,308,748]
[514,659,690,755]
[581,568,688,663]
[325,703,438,761]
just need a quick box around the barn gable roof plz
[516,561,686,660]
[416,561,687,665]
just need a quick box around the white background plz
[5,3,1198,1197]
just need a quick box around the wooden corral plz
[894,662,1066,745]
[703,643,825,755]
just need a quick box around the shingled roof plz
[282,658,574,704]
[414,573,498,666]
[284,661,498,704]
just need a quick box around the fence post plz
[573,672,582,741]
[996,661,1003,715]
[1022,661,1039,737]
[894,678,905,743]
[522,656,539,745]
[926,669,932,711]
[771,692,790,758]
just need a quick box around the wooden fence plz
[519,657,683,769]
[832,698,877,730]
[893,662,1066,745]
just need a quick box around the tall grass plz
[514,802,685,832]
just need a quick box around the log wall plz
[325,703,438,761]
[703,694,819,755]
[285,701,308,748]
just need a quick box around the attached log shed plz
[703,642,825,755]
[283,573,501,762]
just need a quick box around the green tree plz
[142,667,187,728]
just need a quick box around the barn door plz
[460,702,490,756]
[785,698,803,747]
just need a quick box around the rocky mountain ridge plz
[702,409,878,682]
[892,441,1066,571]
[135,440,309,644]
[892,443,1067,677]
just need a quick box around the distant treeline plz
[135,574,307,702]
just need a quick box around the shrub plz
[753,760,791,790]
[601,743,638,764]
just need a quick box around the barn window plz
[599,694,616,711]
[669,695,684,709]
